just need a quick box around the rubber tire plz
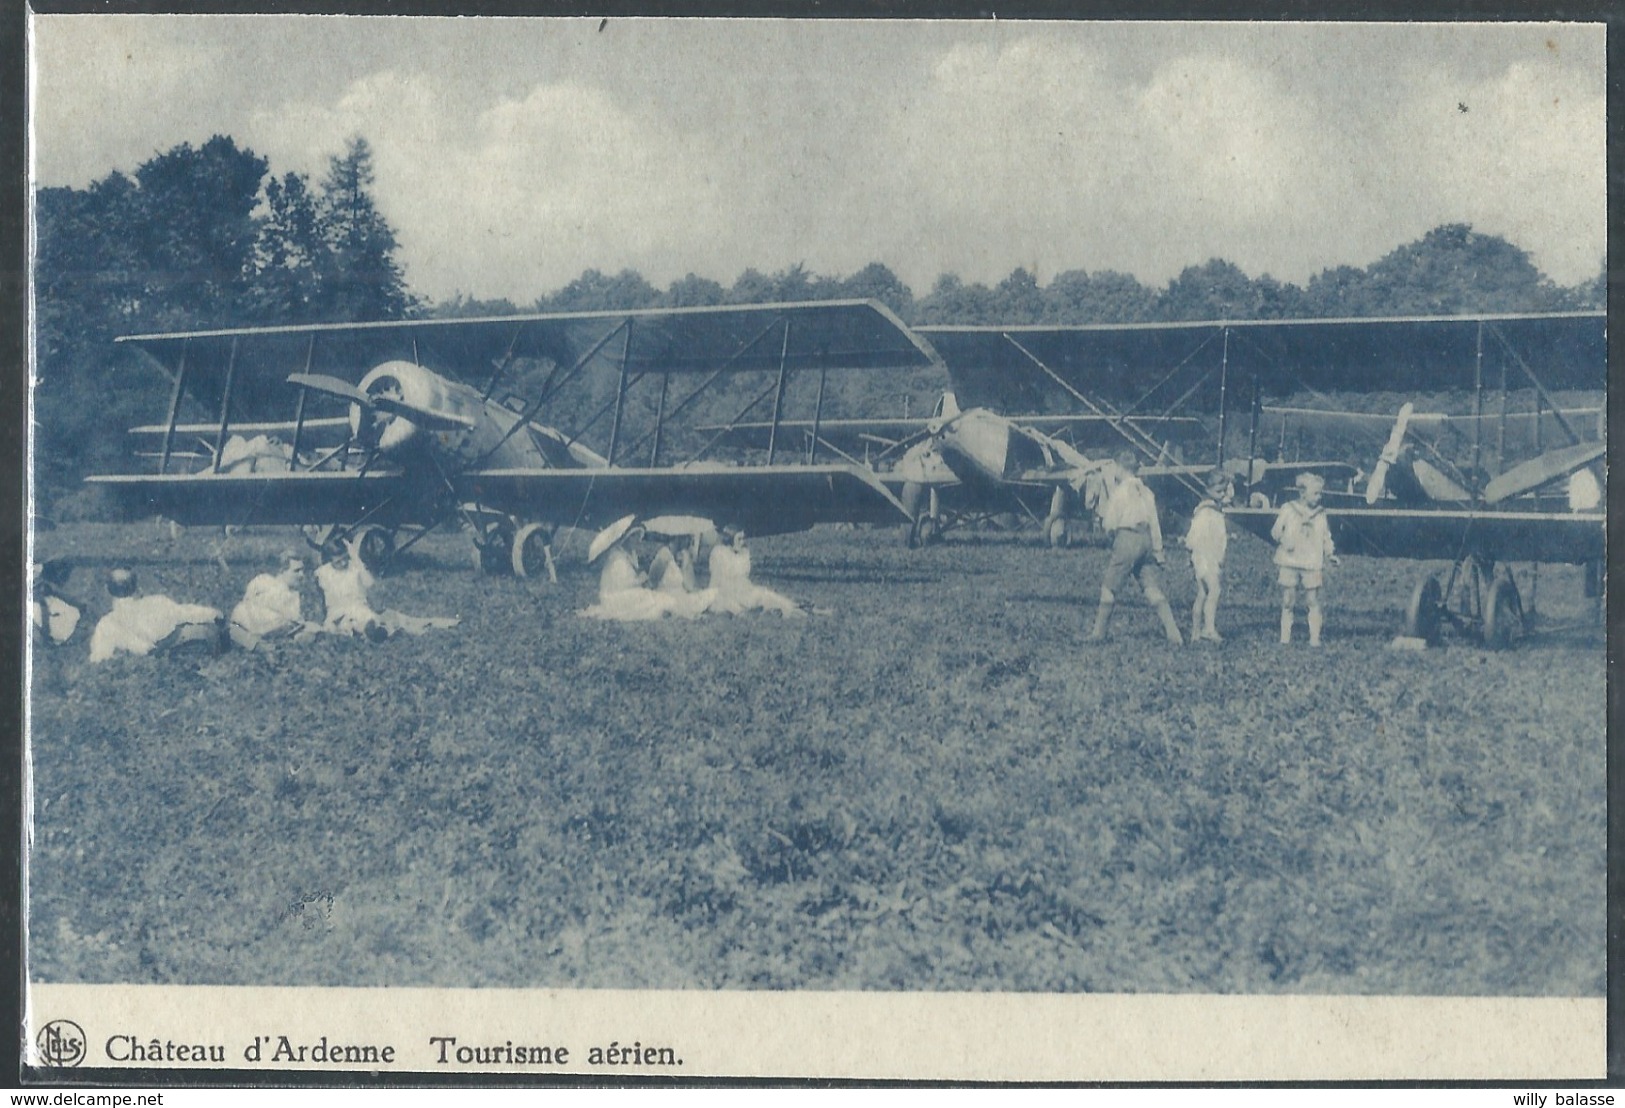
[511,522,554,579]
[1404,575,1443,644]
[353,525,395,574]
[1483,575,1524,651]
[1047,517,1070,549]
[475,523,515,575]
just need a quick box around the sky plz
[29,17,1607,306]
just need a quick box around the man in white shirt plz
[1087,451,1184,645]
[230,553,317,650]
[88,569,224,663]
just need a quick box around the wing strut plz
[157,340,190,475]
[1216,328,1230,472]
[1488,323,1584,447]
[210,337,240,474]
[289,333,317,462]
[480,324,527,401]
[765,319,793,464]
[470,320,633,470]
[606,319,636,465]
[617,314,793,462]
[650,372,670,466]
[1001,333,1206,499]
[807,348,829,465]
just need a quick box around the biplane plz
[704,392,1207,546]
[917,311,1606,646]
[87,300,943,575]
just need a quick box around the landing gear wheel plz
[475,522,516,575]
[511,522,557,581]
[1404,575,1443,644]
[1248,492,1271,509]
[1046,517,1070,548]
[1483,574,1525,650]
[352,525,395,574]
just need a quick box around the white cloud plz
[1377,59,1605,285]
[250,72,730,302]
[30,18,1606,302]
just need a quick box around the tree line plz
[32,132,1604,511]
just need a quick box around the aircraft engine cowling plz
[350,360,483,460]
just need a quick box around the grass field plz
[27,520,1605,995]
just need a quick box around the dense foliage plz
[34,136,413,505]
[32,128,1604,511]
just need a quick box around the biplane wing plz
[915,311,1606,412]
[91,299,940,572]
[699,412,1206,455]
[1224,504,1605,565]
[91,462,911,536]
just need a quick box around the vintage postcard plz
[23,14,1606,1082]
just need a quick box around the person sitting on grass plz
[1086,451,1183,646]
[230,551,320,651]
[1183,469,1233,643]
[315,536,459,640]
[649,543,698,596]
[706,527,807,617]
[1271,471,1338,646]
[30,559,82,647]
[88,568,225,663]
[580,516,715,622]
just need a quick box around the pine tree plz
[317,137,413,321]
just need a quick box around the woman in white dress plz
[580,517,714,621]
[706,528,805,617]
[315,538,459,638]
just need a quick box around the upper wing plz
[117,299,943,418]
[1224,504,1605,564]
[916,312,1605,412]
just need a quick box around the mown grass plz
[27,521,1604,994]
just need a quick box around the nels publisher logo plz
[36,1019,87,1067]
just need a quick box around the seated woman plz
[315,536,459,639]
[706,528,806,617]
[580,517,714,621]
[30,560,82,647]
[648,542,700,595]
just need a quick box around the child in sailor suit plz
[1271,472,1338,645]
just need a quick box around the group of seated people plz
[581,516,810,622]
[34,533,461,663]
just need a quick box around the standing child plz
[1271,472,1338,645]
[1086,451,1184,645]
[1184,469,1232,643]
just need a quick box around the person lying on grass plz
[88,568,224,662]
